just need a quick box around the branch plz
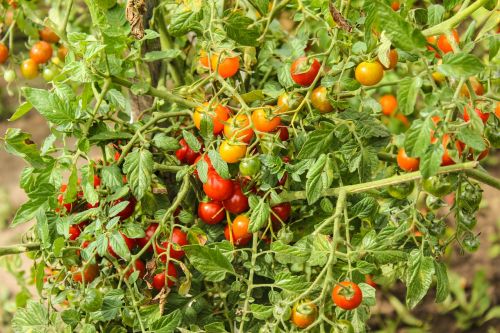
[465,169,500,190]
[0,243,40,256]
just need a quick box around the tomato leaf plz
[182,130,202,152]
[297,129,335,159]
[249,196,270,232]
[152,134,181,151]
[169,9,203,36]
[404,118,432,158]
[151,309,182,332]
[109,231,131,260]
[250,304,273,320]
[397,77,422,116]
[123,148,153,200]
[143,50,182,62]
[427,5,445,26]
[406,250,435,309]
[271,241,310,264]
[420,144,444,178]
[184,245,235,282]
[208,150,231,179]
[456,127,486,151]
[4,128,46,169]
[434,261,449,303]
[305,154,327,204]
[224,11,260,46]
[439,53,485,78]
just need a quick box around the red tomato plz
[210,54,240,78]
[223,182,249,214]
[175,138,201,165]
[69,225,81,241]
[152,262,177,290]
[460,77,484,97]
[20,59,39,79]
[291,300,318,328]
[193,102,230,135]
[290,57,321,86]
[277,126,289,141]
[29,41,53,64]
[437,30,459,54]
[365,275,377,288]
[332,281,363,310]
[137,223,159,252]
[108,232,136,258]
[198,201,225,225]
[463,106,489,124]
[57,184,73,213]
[203,170,234,201]
[125,259,146,279]
[391,1,400,10]
[251,108,281,132]
[355,61,384,86]
[113,197,137,220]
[93,175,101,188]
[156,227,188,262]
[311,86,333,113]
[224,215,252,246]
[271,203,292,228]
[496,102,500,118]
[0,43,9,64]
[441,134,463,166]
[72,264,99,283]
[397,148,419,172]
[224,114,254,143]
[379,94,398,116]
[39,27,60,43]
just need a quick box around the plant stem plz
[465,169,500,190]
[0,243,40,256]
[238,232,259,332]
[59,0,74,40]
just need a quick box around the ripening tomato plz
[219,140,247,164]
[125,258,146,279]
[395,113,410,127]
[460,77,484,98]
[193,102,230,135]
[365,275,377,288]
[391,1,400,11]
[378,49,398,70]
[156,227,188,262]
[441,134,463,166]
[495,102,500,118]
[223,182,249,214]
[224,114,254,143]
[379,94,398,116]
[432,71,446,84]
[397,148,419,172]
[58,45,68,61]
[113,197,137,220]
[210,54,240,78]
[69,225,81,241]
[311,86,333,113]
[0,43,8,64]
[277,126,289,141]
[251,108,281,132]
[199,50,210,68]
[30,41,53,64]
[291,300,318,328]
[203,170,234,201]
[290,57,321,86]
[20,59,39,79]
[198,201,225,225]
[277,92,303,113]
[152,262,177,290]
[463,105,489,124]
[72,264,99,283]
[239,157,261,176]
[437,30,459,54]
[175,138,200,165]
[332,281,363,310]
[426,36,440,57]
[108,232,136,259]
[355,61,384,86]
[224,215,252,246]
[137,223,158,252]
[39,27,60,43]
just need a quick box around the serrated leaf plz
[397,77,422,115]
[350,197,379,219]
[208,150,230,179]
[109,231,130,260]
[420,144,444,178]
[4,128,46,168]
[123,148,153,200]
[438,53,485,78]
[169,9,203,36]
[152,134,180,151]
[249,198,270,232]
[404,119,432,158]
[434,261,449,303]
[297,129,335,159]
[182,130,201,152]
[224,11,260,46]
[184,245,235,282]
[151,310,182,333]
[250,304,273,320]
[271,241,310,264]
[406,250,435,309]
[305,155,327,204]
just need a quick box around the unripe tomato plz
[20,59,39,79]
[379,94,398,116]
[251,108,281,132]
[30,41,53,64]
[460,77,484,97]
[224,114,254,143]
[224,215,252,246]
[108,232,136,258]
[72,264,99,283]
[210,54,240,78]
[291,300,317,328]
[378,49,398,70]
[113,197,137,220]
[203,170,234,201]
[239,157,261,176]
[124,259,146,279]
[437,30,459,54]
[463,105,489,124]
[387,181,415,199]
[223,182,249,214]
[3,69,15,83]
[39,27,60,43]
[0,43,9,64]
[219,140,247,163]
[457,209,477,229]
[432,71,446,84]
[290,57,321,86]
[43,67,56,81]
[277,92,303,113]
[198,201,225,225]
[311,86,333,113]
[270,203,291,227]
[193,102,230,135]
[355,61,384,86]
[58,45,68,61]
[332,320,355,333]
[423,175,454,197]
[332,281,363,310]
[156,227,188,262]
[69,225,81,241]
[397,148,419,172]
[152,262,177,290]
[175,138,200,165]
[462,233,479,252]
[391,1,400,10]
[136,223,158,252]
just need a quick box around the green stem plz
[465,169,500,190]
[153,164,184,172]
[0,243,40,256]
[59,0,74,40]
[238,233,259,332]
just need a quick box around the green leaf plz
[109,230,130,260]
[61,309,81,326]
[205,322,229,333]
[250,304,273,320]
[91,290,124,322]
[427,5,445,26]
[404,118,432,158]
[4,128,46,168]
[456,126,487,151]
[9,102,33,121]
[271,241,310,264]
[406,250,435,309]
[182,130,201,152]
[144,50,182,62]
[420,144,444,178]
[434,261,449,303]
[438,53,485,78]
[224,11,260,46]
[274,272,310,294]
[151,310,182,333]
[12,301,49,332]
[249,197,270,232]
[184,245,235,282]
[443,0,461,11]
[397,77,422,115]
[23,87,76,126]
[152,134,180,151]
[123,148,153,200]
[208,150,230,179]
[11,197,49,227]
[169,9,203,36]
[101,164,124,190]
[35,263,45,296]
[305,154,327,204]
[350,197,379,219]
[297,129,335,159]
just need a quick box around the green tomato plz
[4,69,15,83]
[422,175,454,197]
[429,219,446,237]
[426,194,446,211]
[43,67,56,81]
[457,182,482,213]
[331,320,354,333]
[387,181,415,199]
[457,209,477,229]
[485,125,500,149]
[462,233,479,252]
[239,157,261,176]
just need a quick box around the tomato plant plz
[1,1,499,332]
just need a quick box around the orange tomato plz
[397,148,419,172]
[379,94,398,116]
[437,30,459,54]
[0,43,8,64]
[193,102,230,135]
[58,45,68,61]
[460,77,484,98]
[224,215,252,246]
[224,114,254,143]
[199,50,210,68]
[39,27,60,43]
[355,61,384,86]
[391,1,400,10]
[20,59,39,79]
[251,108,281,132]
[210,54,240,78]
[311,86,333,113]
[29,41,53,64]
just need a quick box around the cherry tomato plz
[199,50,210,68]
[175,138,200,165]
[156,227,188,262]
[193,102,230,135]
[355,61,384,86]
[239,157,261,176]
[332,320,355,333]
[311,86,333,113]
[397,148,419,172]
[463,105,489,124]
[198,201,225,225]
[203,170,234,201]
[426,36,440,58]
[437,30,459,54]
[137,223,158,252]
[4,69,15,83]
[69,225,81,241]
[291,300,318,328]
[277,92,303,113]
[422,175,454,197]
[277,126,290,141]
[495,102,500,118]
[332,281,363,310]
[378,49,398,70]
[290,57,321,86]
[251,107,281,132]
[224,215,252,246]
[379,94,398,116]
[391,1,400,10]
[462,233,479,252]
[210,54,240,78]
[108,232,136,258]
[125,258,146,279]
[387,181,415,199]
[457,209,477,229]
[152,262,177,290]
[395,113,410,127]
[223,182,249,214]
[72,264,99,283]
[441,134,463,166]
[43,67,56,81]
[432,71,446,84]
[58,45,68,61]
[29,41,53,64]
[271,202,291,228]
[20,59,39,79]
[486,125,500,148]
[224,114,254,143]
[457,182,482,213]
[219,140,247,163]
[365,275,377,288]
[0,43,9,64]
[460,77,484,97]
[39,27,60,43]
[113,197,137,220]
